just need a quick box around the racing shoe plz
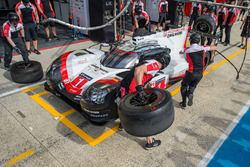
[144,138,161,150]
[179,101,186,109]
[33,49,41,55]
[187,94,193,106]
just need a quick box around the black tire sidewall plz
[10,61,43,83]
[118,88,175,137]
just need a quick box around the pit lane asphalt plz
[0,23,250,167]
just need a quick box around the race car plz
[45,25,213,124]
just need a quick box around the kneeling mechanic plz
[120,49,170,150]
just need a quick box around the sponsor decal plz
[163,27,185,38]
[79,73,93,81]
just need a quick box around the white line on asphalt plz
[198,98,250,167]
[0,80,45,98]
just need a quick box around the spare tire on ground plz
[193,15,216,34]
[10,61,43,84]
[118,88,174,137]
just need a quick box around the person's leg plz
[180,72,192,108]
[224,25,230,45]
[3,39,13,69]
[30,23,40,54]
[187,73,203,106]
[24,24,31,53]
[14,38,30,64]
[145,136,161,150]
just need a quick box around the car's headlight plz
[86,87,109,105]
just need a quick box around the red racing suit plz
[1,21,23,38]
[120,60,161,97]
[15,2,37,24]
[185,44,210,73]
[34,0,55,18]
[158,0,168,13]
[224,8,239,26]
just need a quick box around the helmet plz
[208,6,216,13]
[189,33,201,44]
[7,12,19,24]
[135,5,142,14]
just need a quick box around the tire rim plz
[196,22,210,33]
[130,92,158,107]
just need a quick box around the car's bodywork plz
[46,25,211,122]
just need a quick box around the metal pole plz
[175,0,250,9]
[114,0,117,41]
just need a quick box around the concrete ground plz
[0,22,249,167]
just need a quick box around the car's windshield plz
[101,49,139,69]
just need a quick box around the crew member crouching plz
[120,49,170,149]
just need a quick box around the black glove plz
[14,46,22,54]
[134,85,147,104]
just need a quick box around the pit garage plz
[0,0,250,166]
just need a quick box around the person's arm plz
[134,16,139,29]
[33,5,40,24]
[240,17,246,29]
[15,4,22,22]
[134,64,147,86]
[6,36,16,47]
[35,0,47,19]
[203,45,217,51]
[49,1,55,17]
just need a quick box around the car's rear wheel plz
[118,88,175,137]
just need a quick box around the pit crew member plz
[238,9,250,48]
[188,2,202,27]
[238,0,249,21]
[1,12,30,70]
[223,6,239,46]
[133,6,150,32]
[214,5,228,42]
[15,0,41,54]
[131,0,145,32]
[180,33,217,109]
[34,0,58,41]
[157,0,169,31]
[120,49,170,150]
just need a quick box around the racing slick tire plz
[80,90,119,124]
[10,61,43,84]
[193,15,216,34]
[118,88,174,137]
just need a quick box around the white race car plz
[45,25,212,123]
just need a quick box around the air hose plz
[43,0,131,31]
[215,16,249,80]
[215,41,248,80]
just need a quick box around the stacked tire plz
[118,88,175,137]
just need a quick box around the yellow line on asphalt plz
[5,149,34,167]
[31,92,120,146]
[170,46,249,96]
[21,85,41,93]
[90,123,120,146]
[61,109,76,117]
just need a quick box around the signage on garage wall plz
[69,0,90,35]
